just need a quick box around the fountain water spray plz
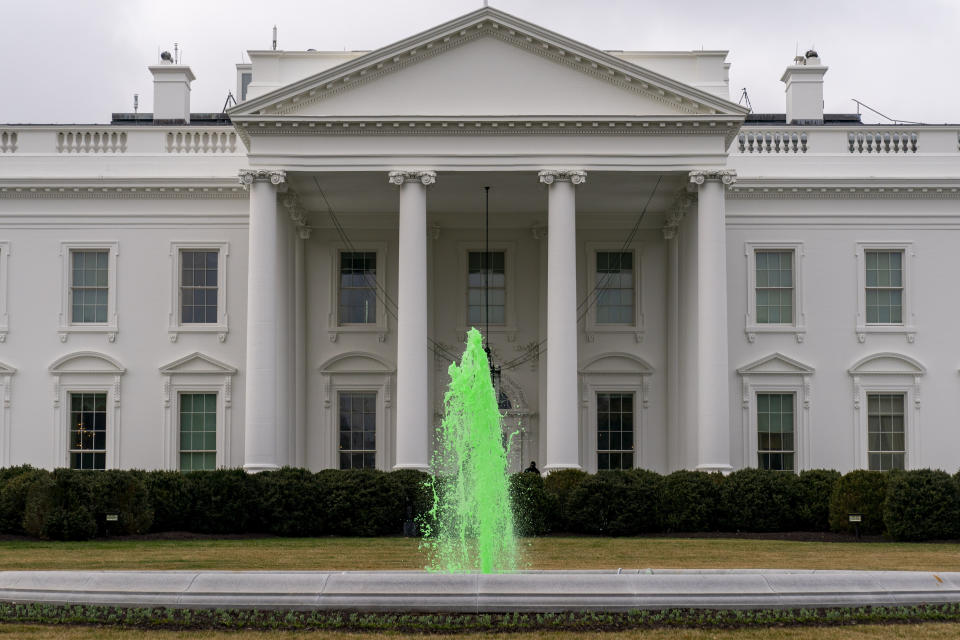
[421,327,518,573]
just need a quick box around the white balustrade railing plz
[165,130,238,154]
[847,131,917,154]
[57,131,127,154]
[738,130,807,153]
[0,132,16,153]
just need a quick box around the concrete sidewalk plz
[0,569,958,612]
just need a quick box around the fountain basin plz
[0,569,958,612]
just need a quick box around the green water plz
[421,328,518,573]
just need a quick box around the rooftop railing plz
[0,126,244,155]
[733,125,960,156]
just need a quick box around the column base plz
[393,463,431,472]
[243,463,281,474]
[543,464,582,474]
[695,463,734,474]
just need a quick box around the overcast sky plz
[1,0,957,124]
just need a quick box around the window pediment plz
[159,352,237,376]
[319,351,395,375]
[848,352,925,376]
[738,353,814,376]
[0,361,15,375]
[579,353,653,375]
[49,351,125,375]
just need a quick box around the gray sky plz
[1,0,957,124]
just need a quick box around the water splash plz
[420,328,518,573]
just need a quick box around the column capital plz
[688,169,736,187]
[538,170,587,185]
[388,170,437,186]
[239,169,287,188]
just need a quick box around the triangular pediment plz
[49,351,125,374]
[159,352,237,376]
[0,361,15,375]
[580,353,654,375]
[849,352,925,376]
[231,8,745,122]
[738,353,815,376]
[319,351,395,374]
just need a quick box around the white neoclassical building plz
[1,7,958,475]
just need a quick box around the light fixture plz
[482,185,502,398]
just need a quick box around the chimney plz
[780,50,827,125]
[149,51,196,124]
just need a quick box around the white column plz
[689,169,736,473]
[239,169,286,473]
[664,192,692,472]
[539,169,586,472]
[390,170,436,471]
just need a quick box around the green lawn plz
[0,536,956,572]
[2,622,960,639]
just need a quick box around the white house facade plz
[1,7,958,475]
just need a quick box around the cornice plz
[0,183,246,200]
[230,8,746,122]
[729,179,960,199]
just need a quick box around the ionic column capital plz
[388,170,437,186]
[239,169,287,188]
[688,169,736,187]
[538,170,587,185]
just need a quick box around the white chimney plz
[780,50,827,124]
[149,52,196,123]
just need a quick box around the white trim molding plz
[0,242,8,342]
[57,241,119,343]
[578,353,653,473]
[327,242,389,343]
[854,242,915,344]
[584,242,644,343]
[318,352,396,470]
[456,241,518,341]
[167,241,230,343]
[48,351,125,469]
[0,361,15,467]
[744,242,806,343]
[848,352,925,470]
[737,353,814,472]
[159,352,237,470]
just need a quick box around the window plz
[597,392,634,470]
[755,250,793,324]
[179,393,217,471]
[467,251,505,326]
[59,242,118,341]
[168,242,228,342]
[338,252,377,324]
[744,243,804,343]
[69,392,106,470]
[865,250,903,324]
[867,393,905,471]
[595,252,634,324]
[855,243,913,343]
[339,391,376,469]
[757,393,795,471]
[71,250,109,323]
[180,250,219,324]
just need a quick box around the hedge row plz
[0,465,957,541]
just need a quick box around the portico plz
[228,6,747,474]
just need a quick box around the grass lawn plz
[2,623,960,639]
[0,536,957,572]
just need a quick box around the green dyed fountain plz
[421,327,518,574]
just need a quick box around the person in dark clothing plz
[524,461,540,474]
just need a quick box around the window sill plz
[58,324,119,343]
[328,325,388,343]
[168,324,228,343]
[584,326,645,343]
[745,324,807,344]
[856,325,916,344]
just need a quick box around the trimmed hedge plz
[1,466,957,540]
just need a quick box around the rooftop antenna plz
[133,94,139,114]
[272,25,277,51]
[738,87,752,111]
[222,91,237,113]
[174,42,179,64]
